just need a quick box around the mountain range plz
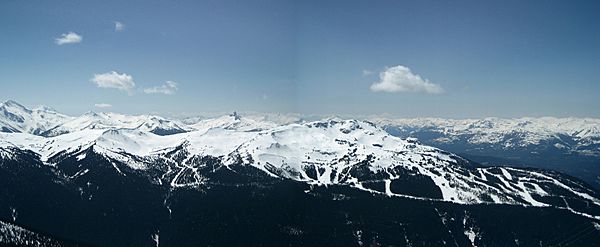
[1,100,600,246]
[372,117,600,188]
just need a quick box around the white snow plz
[384,179,393,196]
[42,112,190,137]
[189,113,278,132]
[76,153,86,161]
[464,228,477,247]
[151,230,159,247]
[500,168,513,180]
[0,100,72,135]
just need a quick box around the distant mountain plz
[371,117,600,188]
[187,111,280,132]
[42,112,191,137]
[1,101,600,246]
[0,100,72,135]
[371,117,600,155]
[0,100,191,137]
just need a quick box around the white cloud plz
[90,71,135,94]
[55,32,82,45]
[94,103,112,108]
[369,65,444,94]
[115,21,125,32]
[362,69,373,76]
[144,81,178,95]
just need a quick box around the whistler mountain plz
[371,117,600,189]
[1,101,600,246]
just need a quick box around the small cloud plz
[369,65,444,94]
[114,21,125,32]
[91,71,135,94]
[144,81,178,95]
[362,70,373,76]
[94,103,112,108]
[55,32,82,45]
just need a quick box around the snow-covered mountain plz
[371,117,600,156]
[41,112,191,137]
[370,117,600,189]
[187,112,280,132]
[0,100,72,135]
[0,101,192,137]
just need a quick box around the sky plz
[1,0,599,118]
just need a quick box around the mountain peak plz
[2,99,20,105]
[230,111,241,121]
[82,111,102,117]
[1,100,29,110]
[0,100,73,135]
[34,105,58,113]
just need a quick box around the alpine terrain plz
[1,101,600,246]
[372,118,600,189]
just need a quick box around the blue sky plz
[1,0,599,118]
